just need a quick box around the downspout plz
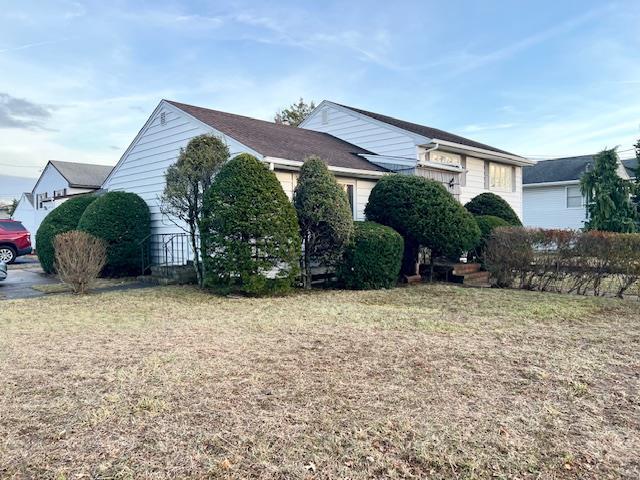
[420,142,440,164]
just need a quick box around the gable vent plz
[160,112,167,126]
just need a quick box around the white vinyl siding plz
[302,104,419,158]
[104,103,253,235]
[459,156,523,220]
[523,183,587,229]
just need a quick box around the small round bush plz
[464,192,522,226]
[77,191,151,277]
[471,215,510,260]
[337,222,403,289]
[36,194,97,274]
[201,153,301,295]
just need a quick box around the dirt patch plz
[1,284,639,479]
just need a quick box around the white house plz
[522,155,636,229]
[300,101,534,218]
[103,99,531,266]
[11,160,112,246]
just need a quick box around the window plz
[489,163,512,192]
[566,185,583,208]
[0,221,25,232]
[340,183,355,218]
[54,188,67,198]
[430,151,461,166]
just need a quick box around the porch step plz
[462,271,491,288]
[452,263,481,275]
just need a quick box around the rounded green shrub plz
[337,221,403,290]
[201,153,301,295]
[36,194,97,273]
[365,175,480,272]
[77,191,151,277]
[471,215,510,260]
[464,192,522,226]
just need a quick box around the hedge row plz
[485,227,640,297]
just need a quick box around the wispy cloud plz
[423,4,613,79]
[463,123,516,133]
[0,39,66,54]
[0,93,54,129]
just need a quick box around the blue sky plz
[0,0,639,185]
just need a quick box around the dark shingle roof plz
[523,155,596,185]
[49,160,113,188]
[336,103,518,157]
[166,100,385,172]
[623,158,638,178]
[23,193,34,207]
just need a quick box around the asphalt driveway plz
[0,258,59,300]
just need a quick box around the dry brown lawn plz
[1,284,639,479]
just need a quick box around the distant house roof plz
[49,160,113,188]
[523,155,596,185]
[524,154,638,185]
[166,100,386,172]
[623,158,638,178]
[22,192,34,207]
[336,103,518,157]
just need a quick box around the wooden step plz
[462,271,490,283]
[452,263,481,275]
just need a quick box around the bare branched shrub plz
[54,230,107,294]
[485,228,640,298]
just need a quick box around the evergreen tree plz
[274,98,316,126]
[201,154,301,295]
[580,148,637,233]
[160,134,229,286]
[293,156,354,288]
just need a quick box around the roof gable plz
[334,102,518,157]
[166,100,386,172]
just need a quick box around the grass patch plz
[1,283,639,478]
[31,277,137,294]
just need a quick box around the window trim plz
[337,180,356,218]
[565,185,585,209]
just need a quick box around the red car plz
[0,219,32,264]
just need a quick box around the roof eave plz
[523,179,581,188]
[428,139,535,166]
[264,156,387,179]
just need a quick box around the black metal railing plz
[139,232,199,277]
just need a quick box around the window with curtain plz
[489,163,512,192]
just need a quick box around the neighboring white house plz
[11,160,112,246]
[300,101,534,218]
[522,155,637,229]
